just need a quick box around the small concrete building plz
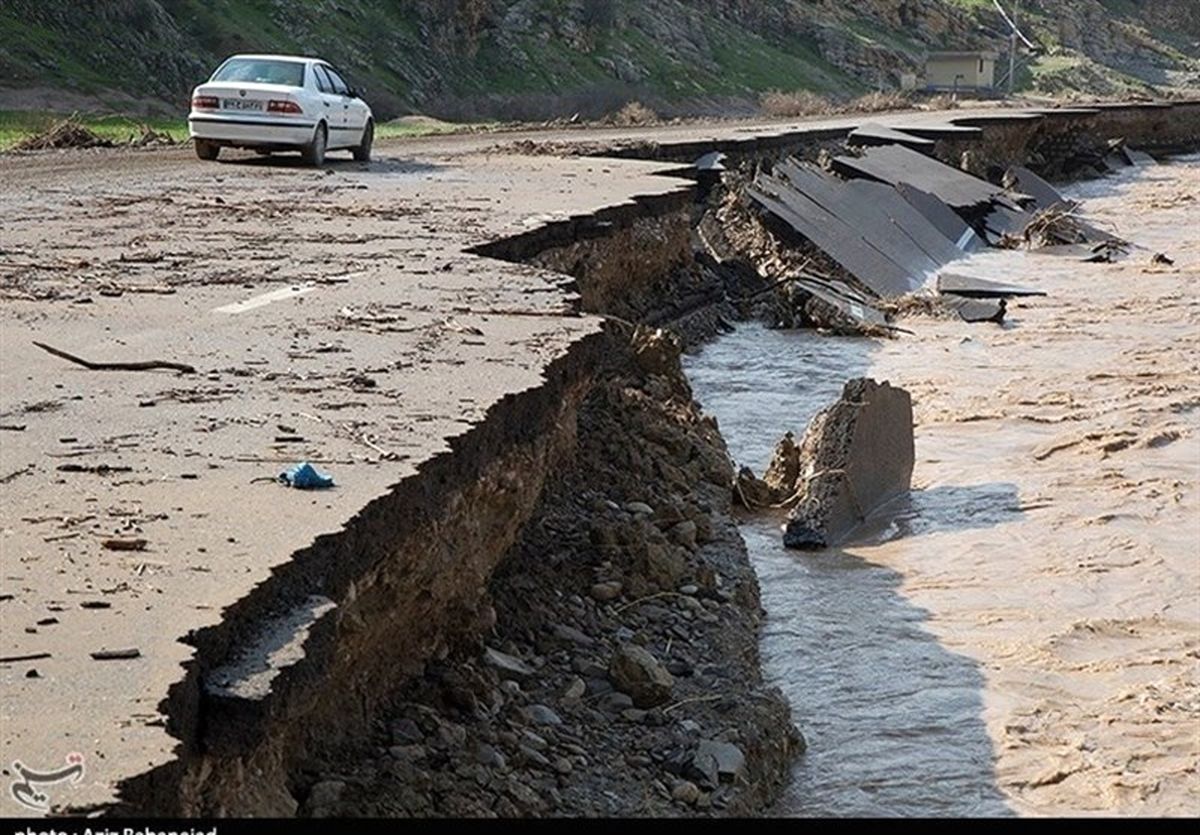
[925,51,998,93]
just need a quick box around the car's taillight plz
[191,95,218,110]
[267,100,303,115]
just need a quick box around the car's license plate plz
[223,98,263,111]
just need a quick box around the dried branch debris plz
[32,341,196,374]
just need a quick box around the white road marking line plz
[213,284,316,314]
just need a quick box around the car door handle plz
[324,101,330,107]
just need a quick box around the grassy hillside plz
[0,0,1195,124]
[0,0,860,120]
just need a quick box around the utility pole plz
[1008,0,1020,96]
[993,0,1032,96]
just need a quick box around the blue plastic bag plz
[280,462,335,490]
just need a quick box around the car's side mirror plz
[348,87,363,99]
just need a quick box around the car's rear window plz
[212,58,305,87]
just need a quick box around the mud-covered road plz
[0,136,684,814]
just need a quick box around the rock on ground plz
[610,644,675,708]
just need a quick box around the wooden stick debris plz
[1,466,33,484]
[32,341,196,374]
[0,652,52,664]
[101,538,148,552]
[90,648,140,660]
[56,464,133,475]
[359,435,398,460]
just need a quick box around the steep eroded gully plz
[312,328,799,817]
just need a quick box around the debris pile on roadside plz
[8,119,179,153]
[13,119,114,151]
[132,126,177,146]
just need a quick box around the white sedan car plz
[188,54,373,165]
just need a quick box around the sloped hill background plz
[1,0,1196,120]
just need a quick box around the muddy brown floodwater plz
[685,156,1200,817]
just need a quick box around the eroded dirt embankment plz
[91,173,803,817]
[113,331,607,816]
[292,187,805,817]
[920,103,1200,179]
[306,329,799,817]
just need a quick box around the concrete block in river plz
[783,378,914,549]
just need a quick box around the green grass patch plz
[375,116,497,139]
[1027,54,1084,77]
[0,110,190,150]
[939,0,994,9]
[707,25,852,95]
[843,16,925,55]
[0,109,492,150]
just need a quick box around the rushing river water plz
[683,158,1200,817]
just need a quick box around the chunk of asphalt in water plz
[783,378,914,550]
[937,273,1046,299]
[944,296,1007,324]
[1004,165,1073,212]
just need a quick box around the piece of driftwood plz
[32,341,196,374]
[90,648,141,660]
[101,538,148,551]
[56,464,133,475]
[0,652,52,664]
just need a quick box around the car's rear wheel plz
[353,120,374,162]
[302,123,327,167]
[194,139,220,161]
